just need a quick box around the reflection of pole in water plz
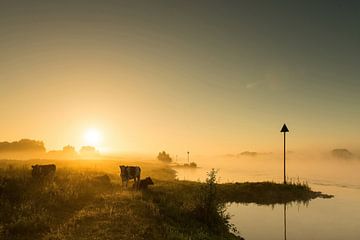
[283,203,287,240]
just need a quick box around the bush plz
[189,162,197,168]
[193,169,233,235]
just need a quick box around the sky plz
[0,1,359,155]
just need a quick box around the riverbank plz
[218,181,333,205]
[0,159,241,239]
[0,159,332,239]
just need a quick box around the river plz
[174,153,360,239]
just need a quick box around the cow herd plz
[31,164,154,190]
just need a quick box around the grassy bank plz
[0,160,241,240]
[217,181,333,205]
[0,159,332,240]
[148,180,333,206]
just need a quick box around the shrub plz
[189,162,197,168]
[193,169,233,234]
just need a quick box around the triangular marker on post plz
[280,123,289,184]
[281,124,289,133]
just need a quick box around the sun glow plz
[84,128,102,147]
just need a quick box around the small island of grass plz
[217,181,333,205]
[172,161,198,168]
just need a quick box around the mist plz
[176,150,360,188]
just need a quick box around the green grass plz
[217,181,333,205]
[0,159,332,240]
[0,168,115,239]
[0,160,242,240]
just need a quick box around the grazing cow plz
[119,165,141,188]
[133,177,154,190]
[31,164,56,179]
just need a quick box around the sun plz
[84,128,102,147]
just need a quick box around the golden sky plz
[0,1,359,155]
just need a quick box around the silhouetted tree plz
[47,145,78,159]
[331,149,353,159]
[189,162,197,168]
[157,151,172,163]
[240,151,258,157]
[80,146,97,154]
[63,145,76,154]
[0,139,46,152]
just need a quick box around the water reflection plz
[226,186,360,240]
[283,203,287,240]
[173,157,360,240]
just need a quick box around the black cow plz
[133,177,154,190]
[31,164,56,179]
[119,165,141,188]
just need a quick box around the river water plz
[174,154,360,239]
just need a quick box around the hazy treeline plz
[0,139,100,160]
[0,139,45,153]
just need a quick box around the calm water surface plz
[174,155,360,239]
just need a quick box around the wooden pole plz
[280,123,289,185]
[284,132,286,184]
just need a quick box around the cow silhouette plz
[31,164,56,180]
[133,177,154,190]
[119,165,141,188]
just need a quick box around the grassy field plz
[0,159,242,240]
[0,159,331,240]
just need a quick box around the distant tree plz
[0,139,46,152]
[331,149,353,159]
[189,162,197,168]
[63,145,76,154]
[47,145,78,159]
[240,151,258,157]
[80,146,97,154]
[157,151,172,163]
